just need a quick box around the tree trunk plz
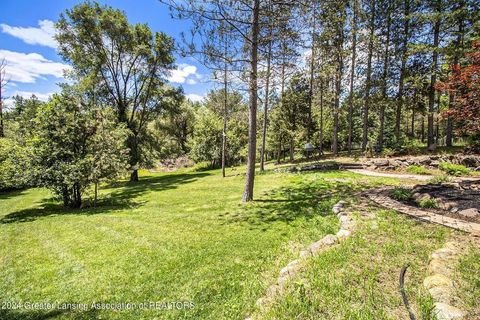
[242,0,259,203]
[333,13,345,156]
[446,5,464,147]
[94,182,98,207]
[307,14,316,142]
[379,2,391,150]
[319,79,324,155]
[411,104,415,138]
[362,0,375,151]
[395,0,410,143]
[428,0,441,151]
[222,55,228,177]
[347,0,358,154]
[130,169,138,182]
[421,114,425,143]
[0,67,5,138]
[0,82,3,138]
[260,34,272,172]
[127,133,139,182]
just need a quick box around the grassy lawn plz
[0,166,386,320]
[0,164,477,319]
[456,243,480,319]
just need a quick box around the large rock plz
[428,259,452,276]
[434,303,466,320]
[420,157,432,165]
[424,274,453,290]
[458,208,479,218]
[461,156,479,167]
[373,159,389,166]
[429,286,452,303]
[431,248,457,260]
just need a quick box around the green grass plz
[0,166,392,320]
[438,162,470,176]
[406,165,431,175]
[417,198,439,209]
[456,244,480,318]
[1,162,477,319]
[390,187,412,201]
[255,210,449,320]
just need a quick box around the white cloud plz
[0,49,70,83]
[9,90,53,101]
[186,93,204,102]
[3,90,54,109]
[168,63,199,84]
[1,20,57,49]
[186,78,197,85]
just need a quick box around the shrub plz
[0,138,31,191]
[428,175,451,184]
[438,162,470,176]
[417,198,439,209]
[390,187,412,201]
[406,165,431,175]
[404,139,423,155]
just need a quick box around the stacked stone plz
[251,200,355,318]
[424,242,466,320]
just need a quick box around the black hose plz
[399,264,416,320]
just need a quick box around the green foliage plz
[189,107,222,165]
[390,187,412,201]
[428,175,451,184]
[30,92,129,207]
[417,198,439,209]
[56,2,179,176]
[154,100,196,158]
[404,139,423,155]
[438,162,470,176]
[406,165,431,175]
[0,139,31,191]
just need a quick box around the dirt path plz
[348,169,480,182]
[347,169,431,180]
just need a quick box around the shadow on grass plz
[0,188,29,200]
[0,308,101,320]
[0,172,210,224]
[220,176,368,229]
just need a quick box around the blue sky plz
[0,0,211,107]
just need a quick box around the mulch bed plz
[402,180,480,224]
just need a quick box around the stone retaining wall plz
[365,155,480,171]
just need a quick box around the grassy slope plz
[258,209,449,320]
[456,244,480,319]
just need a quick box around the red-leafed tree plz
[437,41,480,144]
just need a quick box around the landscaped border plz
[364,188,480,236]
[247,200,356,319]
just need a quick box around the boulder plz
[424,274,453,290]
[434,303,466,320]
[428,259,452,276]
[322,234,338,246]
[336,229,351,239]
[457,208,479,218]
[442,202,457,211]
[429,286,452,304]
[461,156,479,168]
[431,248,457,260]
[420,157,432,165]
[373,159,389,166]
[441,182,460,189]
